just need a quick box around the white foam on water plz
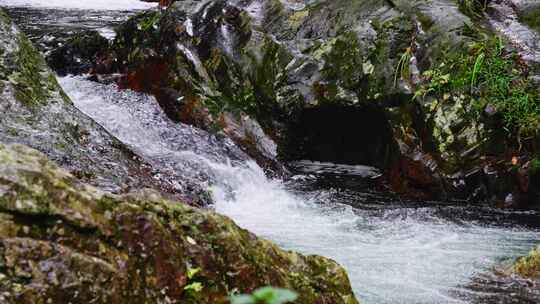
[1,0,157,11]
[212,164,538,304]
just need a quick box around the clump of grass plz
[394,47,413,88]
[459,0,489,18]
[475,46,540,136]
[139,12,160,32]
[415,37,540,140]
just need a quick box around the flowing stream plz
[3,1,540,303]
[57,75,540,304]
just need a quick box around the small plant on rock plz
[394,47,413,88]
[230,287,298,304]
[459,0,490,18]
[183,267,204,299]
[414,36,540,140]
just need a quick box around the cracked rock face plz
[0,143,358,304]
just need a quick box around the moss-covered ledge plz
[0,143,359,304]
[0,9,67,106]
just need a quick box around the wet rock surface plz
[458,246,540,303]
[0,143,358,304]
[487,0,540,66]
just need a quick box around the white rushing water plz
[1,0,157,10]
[59,76,539,304]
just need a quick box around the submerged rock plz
[0,143,359,304]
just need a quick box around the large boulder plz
[0,143,359,304]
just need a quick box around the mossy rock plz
[0,143,359,304]
[104,1,538,202]
[0,9,59,107]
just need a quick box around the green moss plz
[529,157,540,176]
[200,37,290,123]
[113,10,162,65]
[0,9,9,24]
[12,34,53,106]
[288,10,309,29]
[457,0,489,18]
[320,32,363,92]
[520,6,540,33]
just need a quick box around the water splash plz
[214,168,539,303]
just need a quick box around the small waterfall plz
[59,75,540,304]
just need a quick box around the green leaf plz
[252,287,298,304]
[187,267,201,280]
[470,52,485,91]
[184,282,203,292]
[230,295,256,304]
